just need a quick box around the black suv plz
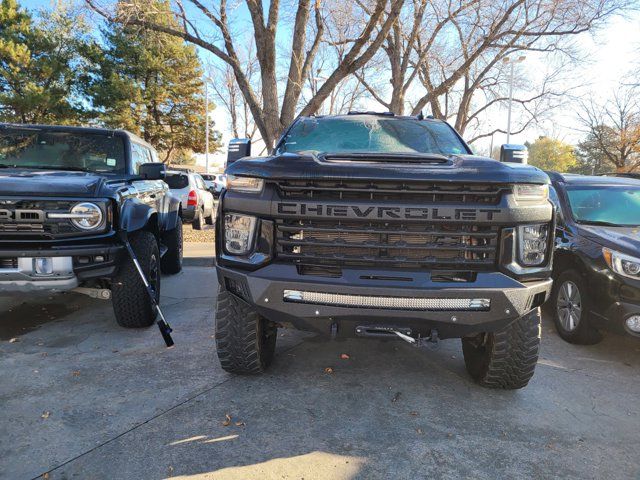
[214,113,554,389]
[0,124,183,328]
[548,172,640,343]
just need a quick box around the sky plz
[22,1,640,169]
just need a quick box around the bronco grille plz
[276,180,506,204]
[276,219,499,270]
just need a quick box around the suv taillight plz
[187,190,197,206]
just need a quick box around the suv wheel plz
[551,270,601,344]
[214,286,277,374]
[112,231,160,328]
[161,216,183,274]
[461,308,541,389]
[193,208,205,230]
[205,209,215,225]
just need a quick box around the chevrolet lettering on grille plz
[0,209,45,223]
[276,202,502,221]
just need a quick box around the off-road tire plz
[551,269,602,344]
[215,287,277,374]
[461,308,541,389]
[193,208,205,230]
[161,217,183,274]
[112,232,160,328]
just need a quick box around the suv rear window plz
[165,173,189,189]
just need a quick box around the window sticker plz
[106,158,117,166]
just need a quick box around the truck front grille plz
[277,180,506,204]
[276,219,499,270]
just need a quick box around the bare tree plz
[577,87,640,172]
[87,0,405,150]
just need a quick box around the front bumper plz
[0,244,124,293]
[217,264,552,339]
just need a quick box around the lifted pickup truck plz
[0,124,183,328]
[215,113,554,389]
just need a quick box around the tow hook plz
[394,329,440,350]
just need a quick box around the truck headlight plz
[226,175,264,193]
[224,214,257,255]
[518,224,549,266]
[603,248,640,279]
[514,184,549,202]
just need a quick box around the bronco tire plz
[215,286,277,374]
[461,308,541,389]
[551,269,602,344]
[161,217,183,274]
[112,231,160,328]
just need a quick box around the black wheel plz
[161,216,183,274]
[193,208,204,230]
[215,286,277,374]
[112,231,160,328]
[551,270,602,344]
[461,308,541,389]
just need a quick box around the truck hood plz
[0,168,108,197]
[226,153,550,184]
[579,225,640,255]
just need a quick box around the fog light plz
[34,257,53,275]
[625,315,640,333]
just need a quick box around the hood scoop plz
[322,153,453,165]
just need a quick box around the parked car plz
[548,172,640,343]
[214,112,554,389]
[202,173,226,198]
[0,123,183,328]
[165,170,215,229]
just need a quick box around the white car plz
[165,170,216,229]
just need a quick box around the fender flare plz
[119,198,157,234]
[160,194,182,232]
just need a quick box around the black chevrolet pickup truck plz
[215,113,554,389]
[0,124,183,328]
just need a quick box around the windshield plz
[0,128,126,173]
[277,116,469,156]
[566,185,640,226]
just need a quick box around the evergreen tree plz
[91,0,220,163]
[0,0,89,123]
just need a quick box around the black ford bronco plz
[215,113,554,389]
[0,124,183,328]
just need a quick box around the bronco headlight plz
[48,202,103,230]
[226,175,264,193]
[518,224,549,266]
[514,184,549,202]
[603,248,640,279]
[224,214,257,255]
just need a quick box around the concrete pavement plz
[1,249,639,479]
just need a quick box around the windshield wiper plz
[578,220,635,227]
[12,165,88,172]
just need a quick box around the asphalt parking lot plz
[1,244,640,480]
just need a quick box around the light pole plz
[204,79,210,174]
[503,55,526,144]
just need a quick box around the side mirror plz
[139,162,166,180]
[500,144,528,164]
[227,138,251,166]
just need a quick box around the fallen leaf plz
[416,428,423,435]
[168,466,174,474]
[9,338,18,343]
[222,414,232,426]
[391,392,401,403]
[447,433,454,438]
[324,367,334,374]
[340,353,350,360]
[41,411,50,419]
[72,371,80,377]
[43,473,50,479]
[409,411,419,416]
[235,421,245,427]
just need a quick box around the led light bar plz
[283,290,490,311]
